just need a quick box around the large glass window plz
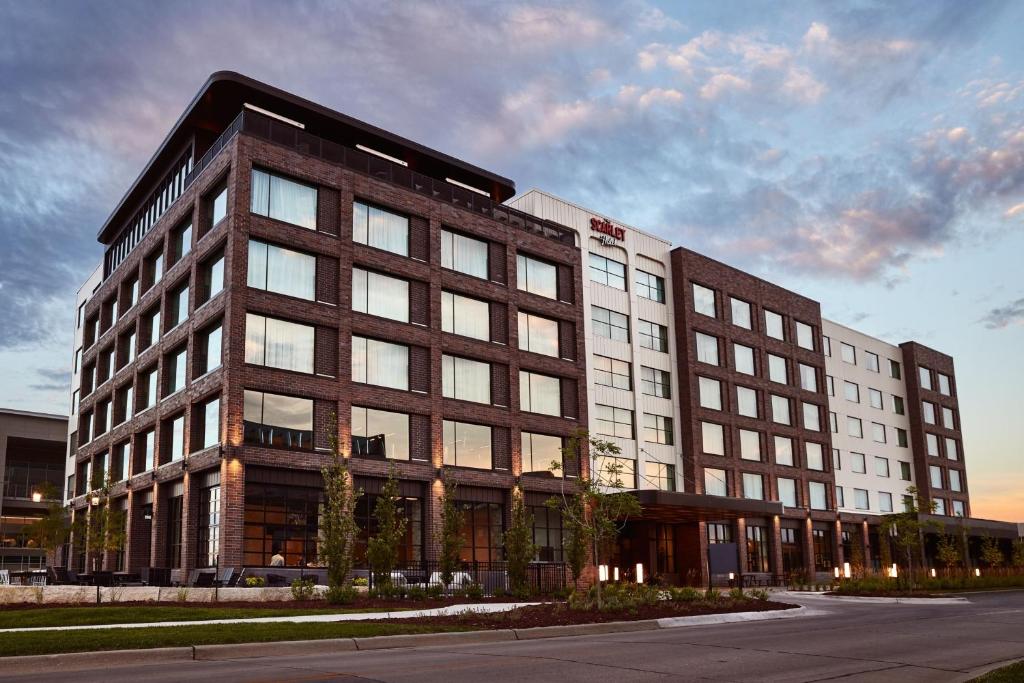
[638,319,668,352]
[918,366,933,390]
[737,386,758,417]
[781,528,803,573]
[353,201,408,255]
[441,291,489,340]
[645,462,676,491]
[142,430,155,470]
[643,414,673,445]
[851,452,866,473]
[197,485,220,568]
[949,469,962,492]
[352,336,408,390]
[531,505,564,562]
[351,406,410,460]
[734,343,755,375]
[695,332,719,365]
[771,394,791,425]
[812,527,833,569]
[247,240,316,300]
[865,351,880,372]
[847,416,863,438]
[443,421,492,469]
[166,493,183,568]
[592,306,629,342]
[201,397,220,450]
[443,355,491,404]
[519,370,561,416]
[742,473,764,500]
[879,491,893,513]
[803,402,821,431]
[765,310,784,340]
[731,298,752,329]
[168,282,189,329]
[778,477,797,507]
[699,377,722,410]
[768,354,787,384]
[168,414,185,462]
[518,311,559,357]
[747,525,769,572]
[521,432,563,476]
[640,366,671,398]
[594,355,631,390]
[938,373,952,396]
[166,347,187,395]
[806,442,825,470]
[775,436,794,466]
[200,323,222,375]
[739,429,761,461]
[869,388,883,409]
[243,483,321,567]
[251,169,317,229]
[693,283,716,317]
[457,502,503,562]
[874,456,890,477]
[354,493,423,566]
[795,321,814,350]
[595,405,634,439]
[841,342,856,364]
[636,270,665,302]
[845,381,860,402]
[442,229,488,278]
[172,222,192,263]
[704,468,727,496]
[354,269,409,322]
[593,456,636,488]
[922,401,936,424]
[589,253,626,290]
[243,390,313,451]
[245,313,315,373]
[799,364,817,392]
[517,254,557,299]
[930,465,943,489]
[210,186,228,227]
[701,421,725,455]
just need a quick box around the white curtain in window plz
[443,355,490,403]
[365,271,409,322]
[251,170,270,214]
[520,371,560,416]
[266,243,315,300]
[265,317,314,373]
[443,231,487,278]
[245,313,266,365]
[268,174,316,229]
[519,255,557,299]
[366,338,409,390]
[442,291,488,340]
[518,312,559,357]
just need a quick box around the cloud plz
[1005,202,1024,218]
[979,298,1024,329]
[29,367,71,392]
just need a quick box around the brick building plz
[68,72,587,580]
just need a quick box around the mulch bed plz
[368,599,797,629]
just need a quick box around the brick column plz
[834,519,844,569]
[861,520,872,572]
[736,518,748,576]
[804,517,815,579]
[770,515,784,577]
[180,471,195,571]
[150,481,164,567]
[219,457,245,569]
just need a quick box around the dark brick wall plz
[70,129,587,572]
[899,341,970,517]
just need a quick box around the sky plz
[0,0,1021,521]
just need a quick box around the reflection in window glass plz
[353,268,409,322]
[518,311,559,357]
[517,254,557,299]
[243,390,313,451]
[443,420,492,469]
[443,355,491,404]
[442,229,488,278]
[353,201,408,255]
[351,406,410,460]
[441,291,489,340]
[519,370,561,416]
[521,432,563,475]
[251,169,317,229]
[352,336,408,390]
[245,313,315,373]
[247,240,316,300]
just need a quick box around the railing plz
[362,560,568,595]
[240,110,578,246]
[183,110,245,188]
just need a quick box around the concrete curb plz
[788,592,968,605]
[0,604,812,673]
[0,647,193,675]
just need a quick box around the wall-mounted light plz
[728,572,735,581]
[90,495,101,506]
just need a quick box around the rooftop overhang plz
[922,514,1020,540]
[625,490,785,523]
[97,71,517,244]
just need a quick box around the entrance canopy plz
[624,490,785,523]
[921,514,1019,540]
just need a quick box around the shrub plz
[426,583,444,600]
[568,582,660,612]
[353,577,368,587]
[728,587,748,601]
[703,588,720,602]
[405,586,427,601]
[325,585,358,604]
[370,584,406,600]
[290,578,317,601]
[748,588,770,601]
[465,583,485,600]
[245,576,266,588]
[668,586,702,603]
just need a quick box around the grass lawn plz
[0,605,407,629]
[971,660,1024,682]
[0,621,468,658]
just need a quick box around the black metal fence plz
[362,561,567,595]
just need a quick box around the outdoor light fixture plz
[31,492,42,503]
[636,563,644,584]
[843,562,852,579]
[598,565,609,582]
[90,495,100,506]
[834,567,840,579]
[613,567,620,582]
[728,572,735,581]
[975,568,981,577]
[889,564,898,578]
[930,568,937,578]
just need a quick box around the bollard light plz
[975,568,981,577]
[843,562,851,579]
[599,565,609,582]
[834,567,840,579]
[889,564,898,578]
[636,563,644,584]
[728,572,735,581]
[930,568,937,578]
[613,567,620,582]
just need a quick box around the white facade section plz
[65,264,102,503]
[823,319,913,516]
[509,190,683,492]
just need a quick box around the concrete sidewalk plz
[0,602,539,634]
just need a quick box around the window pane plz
[695,332,719,365]
[742,473,764,500]
[443,420,492,469]
[778,478,797,507]
[443,355,492,404]
[734,344,754,375]
[806,442,824,470]
[704,468,727,496]
[699,377,721,410]
[522,432,563,475]
[693,283,716,317]
[354,201,408,255]
[765,310,784,339]
[442,230,488,278]
[730,298,751,329]
[737,386,758,417]
[771,395,790,425]
[768,354,787,384]
[517,254,557,299]
[352,336,408,390]
[799,364,817,392]
[739,429,760,461]
[520,371,561,416]
[774,436,794,466]
[701,422,724,455]
[518,312,559,357]
[442,291,489,340]
[245,314,314,373]
[796,322,814,350]
[354,269,409,322]
[589,253,626,290]
[352,406,410,460]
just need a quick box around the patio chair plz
[0,570,9,585]
[214,567,236,587]
[427,571,473,589]
[29,574,47,587]
[48,566,71,585]
[193,571,215,588]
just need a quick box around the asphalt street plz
[4,590,1024,682]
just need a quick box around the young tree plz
[935,534,961,569]
[979,536,1004,568]
[438,475,463,588]
[504,492,536,596]
[548,431,641,609]
[847,534,866,579]
[366,463,407,589]
[1011,539,1024,569]
[548,487,589,588]
[880,486,940,590]
[80,481,127,573]
[320,417,361,592]
[22,483,72,563]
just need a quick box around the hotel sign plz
[590,217,625,244]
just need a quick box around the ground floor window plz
[746,525,769,573]
[529,505,564,562]
[457,501,503,563]
[243,483,321,567]
[707,522,732,544]
[354,494,423,567]
[812,528,834,571]
[656,524,676,574]
[197,485,221,568]
[841,528,854,565]
[781,527,803,574]
[165,495,183,569]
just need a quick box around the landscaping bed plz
[372,597,796,630]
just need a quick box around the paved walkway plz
[0,602,539,633]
